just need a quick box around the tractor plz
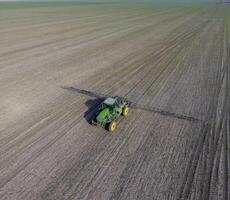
[64,86,200,133]
[91,96,129,131]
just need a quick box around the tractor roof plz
[103,97,116,106]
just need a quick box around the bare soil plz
[0,3,229,200]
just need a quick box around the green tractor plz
[91,96,130,132]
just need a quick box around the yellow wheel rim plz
[123,107,129,116]
[110,122,116,131]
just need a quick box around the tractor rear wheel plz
[109,121,117,132]
[122,106,129,116]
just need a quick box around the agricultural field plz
[0,2,229,200]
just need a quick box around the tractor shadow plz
[83,98,104,124]
[61,86,106,125]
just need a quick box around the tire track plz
[0,4,228,200]
[39,12,214,198]
[176,13,229,200]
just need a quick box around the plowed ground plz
[0,3,229,200]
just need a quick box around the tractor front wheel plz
[122,106,129,116]
[109,121,117,132]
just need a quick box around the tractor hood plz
[96,108,109,124]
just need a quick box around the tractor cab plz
[97,97,116,112]
[102,97,122,114]
[103,97,116,107]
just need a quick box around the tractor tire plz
[122,106,129,116]
[109,121,117,132]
